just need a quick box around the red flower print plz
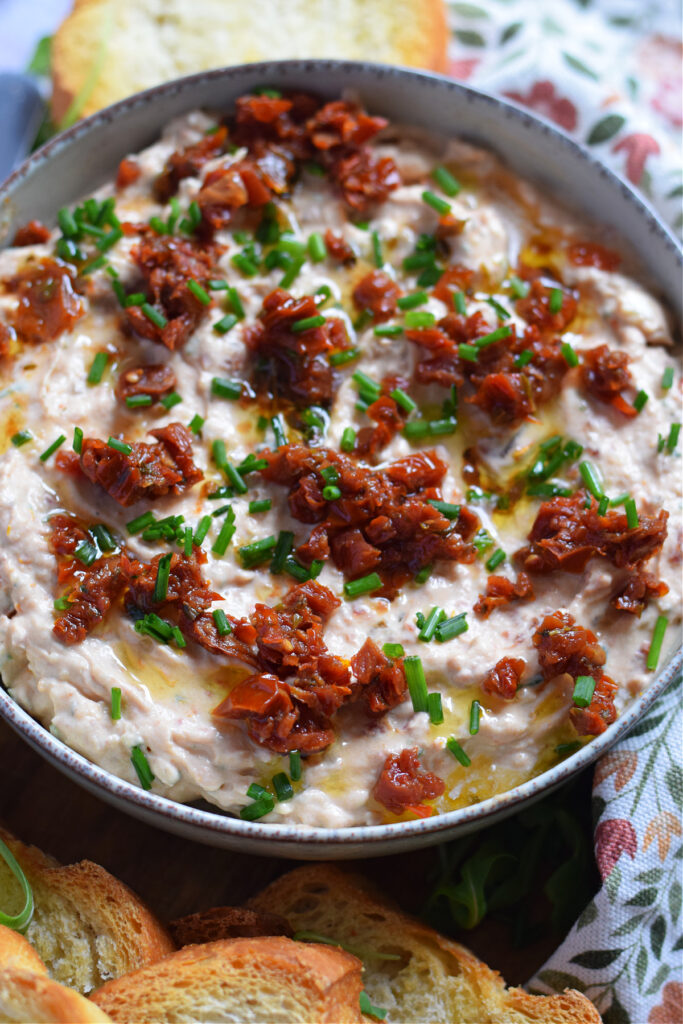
[652,79,683,128]
[595,818,637,880]
[648,981,683,1023]
[505,81,578,131]
[448,58,480,81]
[612,133,661,185]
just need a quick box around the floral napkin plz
[445,2,682,1020]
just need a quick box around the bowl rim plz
[0,57,681,847]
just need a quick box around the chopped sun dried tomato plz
[8,258,84,345]
[568,241,620,271]
[350,638,407,713]
[481,656,526,699]
[76,423,203,506]
[125,235,219,350]
[580,344,636,416]
[373,748,444,815]
[116,157,142,191]
[352,270,401,322]
[244,288,349,407]
[115,364,177,405]
[12,220,51,246]
[533,610,606,682]
[473,572,534,618]
[261,444,477,597]
[611,570,669,616]
[154,126,228,201]
[324,230,356,264]
[515,494,668,575]
[570,674,618,736]
[515,279,578,333]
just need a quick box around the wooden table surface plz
[0,716,569,988]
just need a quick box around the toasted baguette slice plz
[0,969,112,1023]
[51,0,448,121]
[0,925,47,976]
[170,906,293,947]
[248,866,602,1024]
[0,828,174,995]
[91,936,364,1023]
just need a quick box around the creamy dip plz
[0,95,680,828]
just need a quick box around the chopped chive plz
[526,481,572,498]
[509,275,529,298]
[194,515,212,546]
[211,507,237,556]
[130,746,154,789]
[271,530,294,574]
[609,492,630,507]
[322,485,341,501]
[486,297,510,320]
[418,606,444,642]
[453,291,467,315]
[224,462,248,495]
[39,434,66,461]
[549,287,564,314]
[187,279,211,305]
[561,342,579,367]
[239,535,278,568]
[415,564,432,584]
[344,572,383,598]
[182,525,193,557]
[428,499,460,520]
[126,510,155,535]
[149,216,167,235]
[435,613,468,643]
[427,417,457,436]
[211,377,242,400]
[428,692,444,725]
[431,165,460,196]
[283,556,310,582]
[271,414,287,448]
[469,700,481,735]
[373,324,403,337]
[110,687,122,720]
[624,497,639,529]
[579,460,604,499]
[279,235,306,257]
[307,232,327,263]
[633,389,649,413]
[11,430,32,447]
[658,432,666,453]
[514,348,533,369]
[572,675,596,708]
[87,351,108,385]
[390,387,417,414]
[279,256,304,289]
[404,310,436,329]
[188,414,204,435]
[141,303,167,329]
[292,314,326,333]
[329,348,360,366]
[213,313,238,335]
[208,279,228,291]
[160,391,182,410]
[458,343,478,362]
[556,740,582,756]
[213,608,232,636]
[383,642,405,658]
[96,227,123,253]
[247,783,269,800]
[124,292,146,307]
[240,795,274,820]
[397,291,429,310]
[597,495,609,516]
[666,422,681,452]
[171,626,186,648]
[661,366,674,390]
[315,284,333,307]
[475,325,512,347]
[485,548,506,572]
[340,427,356,453]
[237,454,269,474]
[352,370,381,402]
[403,251,436,271]
[126,394,153,408]
[212,439,227,470]
[404,655,429,713]
[321,466,340,484]
[54,595,72,611]
[289,750,302,781]
[353,308,373,332]
[73,540,97,566]
[370,230,383,268]
[153,553,172,602]
[422,190,451,216]
[107,437,132,455]
[647,615,668,671]
[58,206,79,236]
[272,772,294,802]
[249,498,272,513]
[446,737,471,767]
[91,523,116,552]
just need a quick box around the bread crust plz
[170,906,293,946]
[0,924,48,976]
[91,936,364,1023]
[0,969,113,1023]
[51,0,449,121]
[0,827,174,993]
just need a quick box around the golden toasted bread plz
[170,906,293,947]
[0,969,112,1023]
[0,924,47,976]
[248,865,602,1024]
[51,0,448,121]
[91,936,364,1023]
[0,828,174,995]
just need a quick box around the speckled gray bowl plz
[0,60,680,858]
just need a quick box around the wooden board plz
[0,717,563,986]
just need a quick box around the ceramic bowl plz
[0,60,680,858]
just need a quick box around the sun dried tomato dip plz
[0,93,680,827]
